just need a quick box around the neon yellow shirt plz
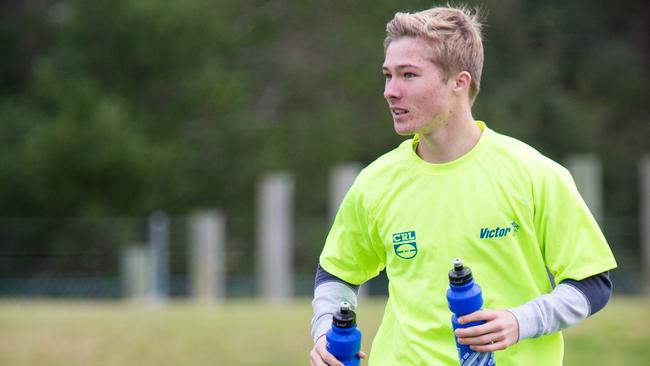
[319,121,617,366]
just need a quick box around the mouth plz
[391,107,409,118]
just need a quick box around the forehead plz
[382,37,435,69]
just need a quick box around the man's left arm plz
[454,271,612,352]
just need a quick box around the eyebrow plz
[382,64,422,71]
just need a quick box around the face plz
[382,37,456,136]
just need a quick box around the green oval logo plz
[394,242,418,259]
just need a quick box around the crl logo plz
[392,230,418,259]
[479,221,520,239]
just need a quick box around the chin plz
[394,123,416,136]
[395,130,414,136]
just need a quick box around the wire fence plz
[0,214,642,298]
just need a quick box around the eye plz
[404,72,417,79]
[384,73,392,80]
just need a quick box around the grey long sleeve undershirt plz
[311,266,611,343]
[311,281,359,342]
[507,283,589,340]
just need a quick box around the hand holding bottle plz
[454,309,519,352]
[310,334,367,366]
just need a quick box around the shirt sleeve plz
[533,161,617,283]
[319,179,386,285]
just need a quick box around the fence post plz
[188,210,226,302]
[257,172,294,302]
[120,245,150,301]
[640,155,650,294]
[564,154,603,224]
[149,211,170,303]
[329,163,362,223]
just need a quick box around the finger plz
[312,337,344,366]
[457,331,501,346]
[358,350,367,359]
[455,321,500,338]
[310,349,329,366]
[458,309,497,324]
[317,347,344,366]
[470,340,509,352]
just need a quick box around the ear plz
[452,71,472,93]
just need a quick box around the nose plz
[384,78,401,100]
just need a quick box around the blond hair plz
[384,5,484,104]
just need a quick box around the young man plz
[310,5,617,366]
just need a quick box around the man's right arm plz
[311,174,377,365]
[311,264,360,341]
[310,264,363,366]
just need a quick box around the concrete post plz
[120,245,149,301]
[149,211,170,303]
[640,155,650,294]
[564,154,603,224]
[329,163,362,223]
[188,210,226,302]
[257,172,294,302]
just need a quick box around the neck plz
[416,109,481,164]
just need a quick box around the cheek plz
[412,89,434,108]
[417,84,441,105]
[417,94,442,113]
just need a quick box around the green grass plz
[0,297,647,365]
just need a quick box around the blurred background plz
[0,0,649,364]
[1,0,648,298]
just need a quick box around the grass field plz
[0,297,648,366]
